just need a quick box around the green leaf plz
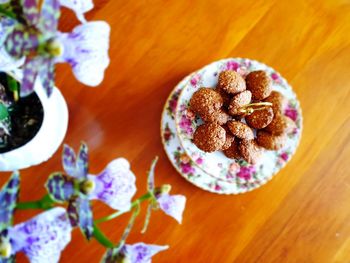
[0,103,9,120]
[6,75,18,92]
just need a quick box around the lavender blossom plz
[156,194,186,224]
[59,0,94,22]
[3,1,110,96]
[8,208,72,263]
[0,172,71,263]
[102,243,168,263]
[55,21,111,87]
[45,143,136,238]
[146,158,186,224]
[88,158,136,211]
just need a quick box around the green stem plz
[16,194,55,210]
[0,5,16,19]
[94,192,153,224]
[93,224,114,248]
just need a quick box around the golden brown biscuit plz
[245,107,274,129]
[216,87,231,107]
[264,112,296,135]
[190,88,223,117]
[239,140,262,164]
[256,130,287,150]
[193,123,226,152]
[227,121,254,140]
[264,91,287,114]
[218,70,246,94]
[201,109,230,125]
[221,126,235,150]
[246,70,272,101]
[223,140,241,159]
[228,90,252,116]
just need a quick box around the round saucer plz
[161,58,302,194]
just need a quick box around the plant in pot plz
[0,0,110,171]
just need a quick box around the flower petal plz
[62,144,77,177]
[56,21,110,86]
[38,57,55,96]
[123,243,169,263]
[9,207,72,263]
[22,0,40,26]
[0,171,20,230]
[67,196,93,239]
[147,157,158,192]
[59,0,94,22]
[20,56,41,96]
[38,0,60,35]
[45,172,75,202]
[88,158,136,211]
[76,142,89,179]
[156,194,186,224]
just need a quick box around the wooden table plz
[1,0,350,262]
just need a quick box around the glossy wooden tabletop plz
[1,0,350,262]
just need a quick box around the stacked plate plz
[161,58,302,194]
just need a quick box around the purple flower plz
[88,158,136,211]
[4,0,61,96]
[237,166,255,180]
[46,143,136,239]
[285,107,298,122]
[8,208,72,263]
[55,21,110,87]
[156,194,186,224]
[102,243,168,263]
[0,172,71,263]
[147,158,186,224]
[59,0,94,22]
[123,243,169,263]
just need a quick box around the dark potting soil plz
[0,73,44,153]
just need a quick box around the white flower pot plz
[0,80,68,171]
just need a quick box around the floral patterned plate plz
[172,58,302,192]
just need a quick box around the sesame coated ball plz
[223,140,241,159]
[216,87,231,107]
[228,90,252,116]
[193,123,226,152]
[245,107,274,129]
[190,88,223,118]
[227,120,254,140]
[256,130,287,150]
[264,91,288,114]
[264,112,296,135]
[221,125,235,150]
[239,140,263,164]
[201,109,230,125]
[218,70,246,94]
[246,70,272,101]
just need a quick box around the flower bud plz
[0,241,11,258]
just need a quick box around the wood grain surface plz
[1,0,350,262]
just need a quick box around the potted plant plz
[0,71,68,171]
[0,0,110,171]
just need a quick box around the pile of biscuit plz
[189,70,296,164]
